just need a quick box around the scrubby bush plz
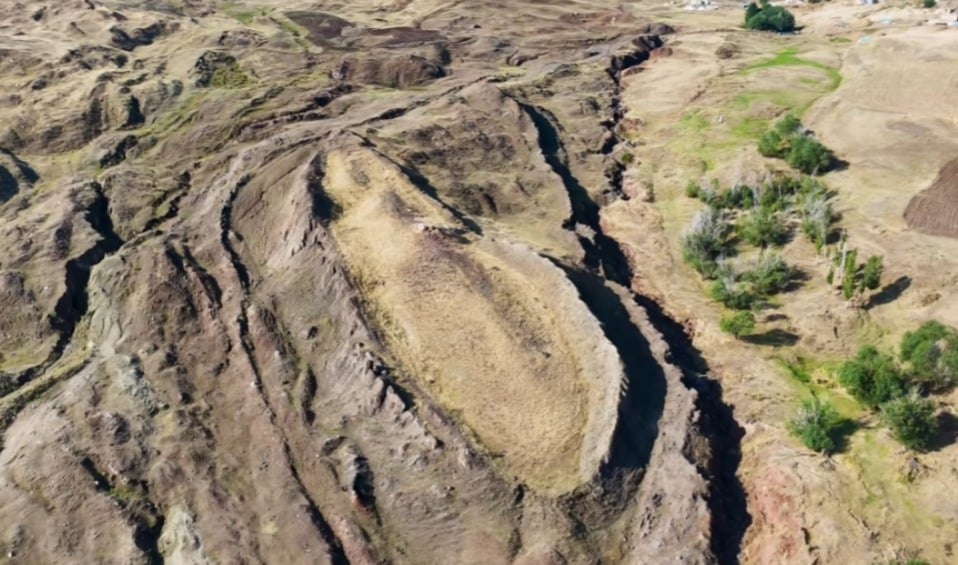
[709,275,757,310]
[685,180,701,198]
[861,255,883,291]
[799,189,833,251]
[759,116,802,159]
[712,184,757,210]
[743,251,792,295]
[900,321,958,391]
[758,129,786,159]
[789,396,840,454]
[738,205,788,247]
[882,391,937,451]
[759,174,802,211]
[922,0,937,7]
[745,1,796,32]
[681,209,730,277]
[838,346,905,409]
[720,311,756,338]
[758,117,833,175]
[830,245,884,302]
[786,135,832,175]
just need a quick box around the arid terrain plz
[0,0,956,563]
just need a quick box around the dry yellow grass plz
[323,147,625,494]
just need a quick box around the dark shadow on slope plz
[829,417,860,454]
[866,276,911,309]
[49,182,123,363]
[631,294,752,565]
[520,102,632,286]
[743,329,800,347]
[559,264,666,476]
[929,411,958,451]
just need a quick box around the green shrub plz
[758,130,786,159]
[799,189,833,251]
[838,346,905,409]
[685,180,701,198]
[720,311,756,338]
[786,134,832,175]
[922,0,937,7]
[712,184,757,210]
[882,391,937,451]
[745,1,796,32]
[775,114,802,136]
[743,252,792,295]
[759,174,802,211]
[900,321,958,391]
[681,209,730,277]
[861,255,883,291]
[738,206,788,247]
[841,248,858,300]
[758,117,833,175]
[709,277,756,310]
[789,397,839,454]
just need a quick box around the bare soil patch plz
[905,157,958,237]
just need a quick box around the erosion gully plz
[518,41,750,562]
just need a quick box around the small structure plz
[685,0,719,10]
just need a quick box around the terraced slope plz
[0,1,744,563]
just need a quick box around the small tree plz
[786,134,832,175]
[861,255,883,291]
[738,205,788,247]
[900,321,958,391]
[789,396,839,454]
[799,190,833,251]
[709,276,756,310]
[743,251,792,296]
[745,1,797,32]
[882,391,937,451]
[720,311,756,338]
[838,346,905,409]
[681,209,730,277]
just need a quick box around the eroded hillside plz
[2,0,957,564]
[0,1,744,563]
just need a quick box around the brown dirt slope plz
[905,157,958,238]
[0,1,737,564]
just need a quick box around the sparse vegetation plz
[744,0,796,32]
[922,0,937,8]
[789,396,840,454]
[882,391,937,451]
[720,311,756,338]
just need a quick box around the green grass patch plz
[730,116,770,140]
[743,47,842,92]
[679,110,709,133]
[220,3,267,24]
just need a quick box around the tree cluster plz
[834,322,956,451]
[759,115,834,175]
[745,0,796,32]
